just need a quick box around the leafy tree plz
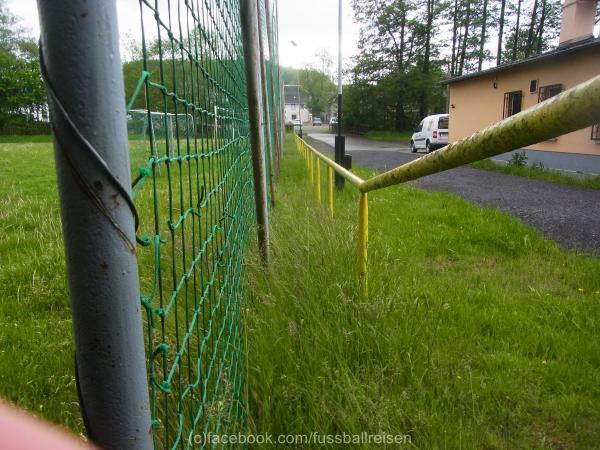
[280,66,299,85]
[346,0,569,133]
[298,66,336,117]
[0,1,47,133]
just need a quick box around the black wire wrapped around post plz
[36,1,153,448]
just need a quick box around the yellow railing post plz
[309,152,314,184]
[327,166,333,216]
[357,193,368,298]
[315,159,321,202]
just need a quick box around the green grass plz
[0,134,53,143]
[245,134,600,449]
[2,136,600,449]
[364,130,412,141]
[473,159,600,190]
[0,141,83,433]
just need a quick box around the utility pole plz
[334,0,349,189]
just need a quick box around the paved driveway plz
[308,133,600,256]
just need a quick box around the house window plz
[529,79,538,93]
[538,84,562,103]
[503,91,522,118]
[592,124,600,141]
[291,114,297,120]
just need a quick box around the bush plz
[0,117,51,136]
[509,151,527,167]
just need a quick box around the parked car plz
[292,119,302,131]
[329,117,338,125]
[313,117,322,126]
[410,114,449,153]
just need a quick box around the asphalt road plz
[308,132,600,256]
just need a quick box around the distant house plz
[284,85,311,124]
[442,0,600,175]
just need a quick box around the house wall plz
[284,104,311,123]
[448,46,600,159]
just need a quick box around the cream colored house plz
[443,0,600,174]
[284,85,311,124]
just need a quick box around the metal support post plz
[315,159,321,202]
[265,0,282,175]
[256,0,276,208]
[327,166,334,215]
[357,193,368,298]
[36,1,153,448]
[335,0,347,189]
[241,0,270,264]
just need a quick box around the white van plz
[410,114,449,153]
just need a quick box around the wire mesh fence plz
[125,1,281,447]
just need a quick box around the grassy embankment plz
[473,158,600,190]
[246,134,600,449]
[1,135,600,448]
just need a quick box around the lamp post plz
[290,40,303,138]
[297,85,303,138]
[334,0,348,189]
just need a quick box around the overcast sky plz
[6,0,359,73]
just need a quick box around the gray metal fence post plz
[241,0,270,264]
[36,2,153,449]
[257,0,276,208]
[264,0,282,176]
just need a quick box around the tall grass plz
[0,142,82,433]
[246,134,600,449]
[2,136,600,448]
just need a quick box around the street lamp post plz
[298,85,303,138]
[334,0,348,189]
[290,40,303,138]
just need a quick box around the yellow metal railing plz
[294,74,600,297]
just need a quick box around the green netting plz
[125,1,281,448]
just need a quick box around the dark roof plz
[441,37,600,85]
[284,85,309,104]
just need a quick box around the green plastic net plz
[125,0,281,447]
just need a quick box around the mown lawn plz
[1,136,600,449]
[246,134,600,449]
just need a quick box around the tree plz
[525,0,539,57]
[347,0,567,133]
[298,66,336,116]
[477,0,489,71]
[503,0,561,62]
[0,1,47,133]
[496,0,506,65]
[457,0,471,75]
[512,0,522,61]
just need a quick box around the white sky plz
[6,0,359,73]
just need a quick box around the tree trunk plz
[419,0,434,118]
[458,0,471,75]
[451,0,459,75]
[478,0,489,71]
[536,0,547,53]
[512,0,522,61]
[525,0,539,57]
[395,97,406,131]
[496,0,506,65]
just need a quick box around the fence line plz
[39,0,283,448]
[296,74,600,298]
